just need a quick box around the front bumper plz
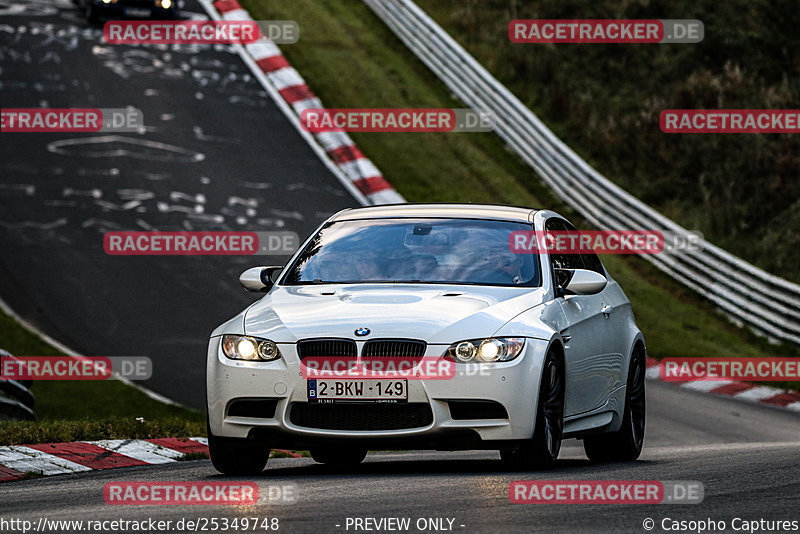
[206,337,549,449]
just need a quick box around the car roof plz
[329,203,538,223]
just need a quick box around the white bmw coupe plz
[206,204,646,474]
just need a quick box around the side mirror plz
[239,266,283,292]
[555,268,607,296]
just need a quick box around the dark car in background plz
[75,0,179,23]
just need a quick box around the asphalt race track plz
[0,0,361,407]
[1,381,799,533]
[2,3,800,533]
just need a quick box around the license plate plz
[124,7,151,17]
[307,379,407,403]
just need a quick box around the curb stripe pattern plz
[0,438,302,482]
[645,357,800,412]
[90,439,186,464]
[146,437,209,455]
[212,0,403,205]
[24,442,148,470]
[3,361,799,483]
[0,445,92,476]
[0,465,24,482]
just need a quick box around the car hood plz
[243,284,548,344]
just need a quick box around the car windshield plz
[282,218,540,287]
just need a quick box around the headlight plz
[444,338,525,363]
[160,0,171,8]
[221,335,281,361]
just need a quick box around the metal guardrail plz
[363,0,800,345]
[0,349,35,421]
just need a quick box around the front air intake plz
[297,338,357,360]
[362,339,426,358]
[290,402,433,430]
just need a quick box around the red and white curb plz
[204,0,403,206]
[645,357,800,412]
[0,437,301,482]
[4,358,798,483]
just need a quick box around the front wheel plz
[583,347,646,462]
[501,348,564,470]
[207,421,269,475]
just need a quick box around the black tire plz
[583,347,646,462]
[310,447,367,465]
[207,420,269,475]
[501,348,564,470]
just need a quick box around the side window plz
[547,219,605,276]
[544,218,583,271]
[558,220,606,276]
[581,250,605,275]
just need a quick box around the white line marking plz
[0,318,181,408]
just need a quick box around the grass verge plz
[0,417,205,447]
[0,309,206,444]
